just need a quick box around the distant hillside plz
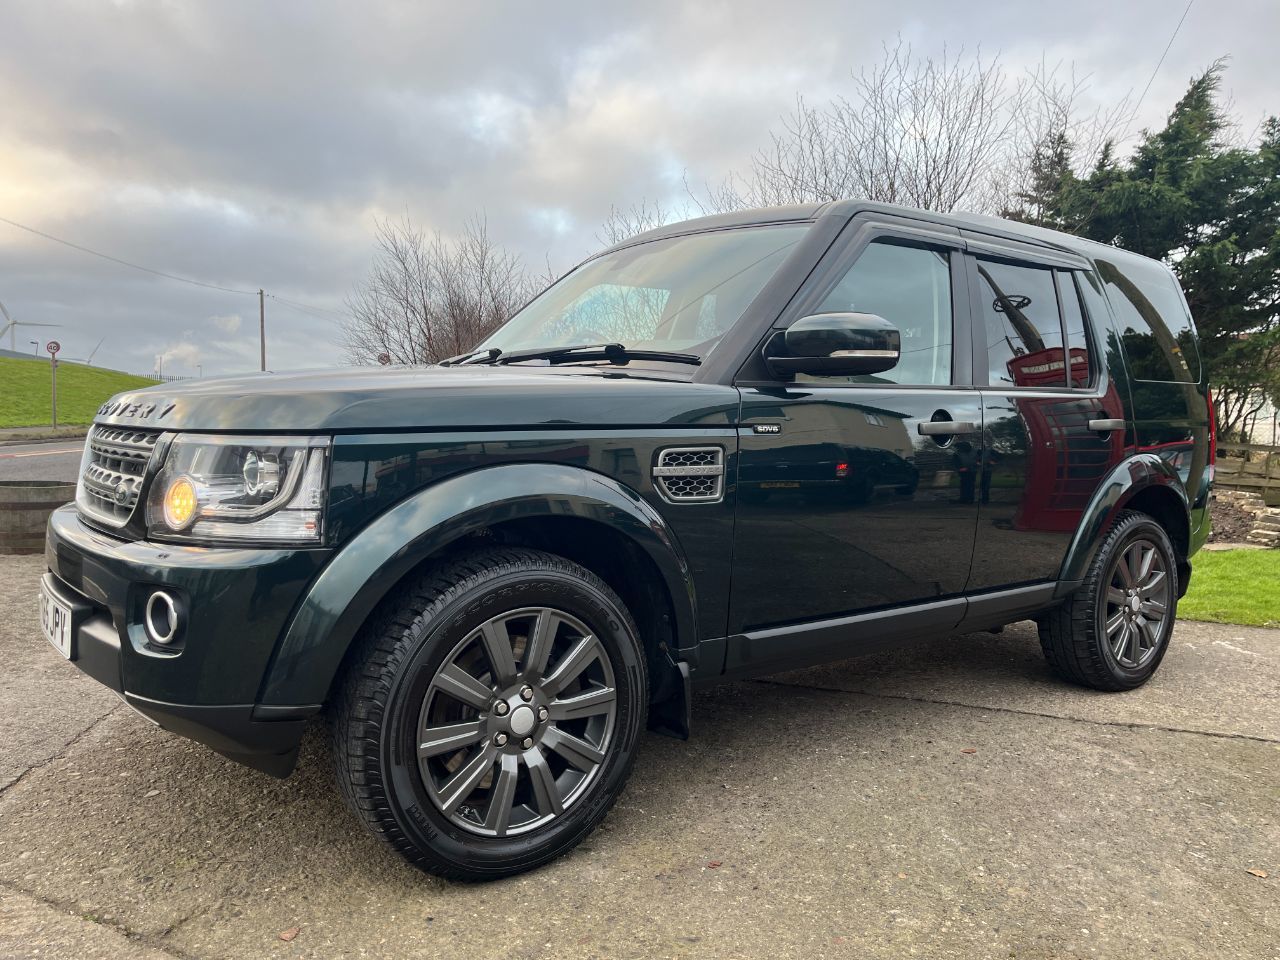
[0,356,158,427]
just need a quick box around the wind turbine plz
[0,300,59,352]
[61,336,107,365]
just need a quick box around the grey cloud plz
[0,0,1276,376]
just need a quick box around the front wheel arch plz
[258,463,697,709]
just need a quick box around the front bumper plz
[43,505,330,776]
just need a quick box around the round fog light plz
[144,591,180,645]
[162,476,198,529]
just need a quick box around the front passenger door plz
[729,221,983,655]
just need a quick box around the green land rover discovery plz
[40,201,1214,879]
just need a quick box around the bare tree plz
[596,199,677,246]
[342,216,541,365]
[675,43,1132,223]
[688,43,1025,216]
[995,62,1132,223]
[597,44,1053,242]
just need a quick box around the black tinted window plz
[806,241,952,385]
[1058,272,1093,388]
[1095,256,1199,383]
[977,260,1067,388]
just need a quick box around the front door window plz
[801,241,953,387]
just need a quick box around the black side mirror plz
[764,312,901,378]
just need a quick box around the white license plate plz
[39,580,74,660]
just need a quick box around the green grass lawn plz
[1181,550,1280,628]
[0,356,158,427]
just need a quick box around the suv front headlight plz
[146,434,330,544]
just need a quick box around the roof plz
[608,198,1157,270]
[609,203,829,249]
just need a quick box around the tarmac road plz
[0,441,83,483]
[0,552,1277,959]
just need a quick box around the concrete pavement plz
[0,552,1276,959]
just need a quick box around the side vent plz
[653,446,725,504]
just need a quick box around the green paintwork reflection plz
[89,365,739,432]
[260,459,723,705]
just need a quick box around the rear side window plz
[1095,256,1199,383]
[976,259,1069,388]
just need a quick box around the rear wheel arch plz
[1124,485,1190,555]
[1058,454,1192,594]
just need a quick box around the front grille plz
[78,426,161,527]
[652,446,725,503]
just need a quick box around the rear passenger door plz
[962,237,1128,590]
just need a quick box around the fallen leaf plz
[897,872,908,879]
[706,860,723,869]
[1247,868,1269,879]
[278,927,301,942]
[961,748,977,755]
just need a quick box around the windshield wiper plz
[440,348,501,366]
[467,343,701,367]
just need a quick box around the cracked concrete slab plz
[0,557,121,793]
[2,554,1278,959]
[0,885,179,960]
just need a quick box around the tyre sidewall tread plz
[330,548,647,881]
[1039,510,1179,692]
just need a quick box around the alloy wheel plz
[1102,538,1170,669]
[415,607,617,837]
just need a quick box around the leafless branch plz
[341,215,543,365]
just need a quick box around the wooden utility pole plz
[259,289,266,371]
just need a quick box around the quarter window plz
[803,241,953,386]
[1095,256,1199,383]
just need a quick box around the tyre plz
[1038,510,1179,691]
[330,547,647,880]
[844,473,875,505]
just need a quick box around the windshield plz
[476,224,810,362]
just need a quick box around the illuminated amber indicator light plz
[163,476,198,529]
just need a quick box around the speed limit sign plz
[46,340,60,355]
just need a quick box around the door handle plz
[918,420,979,436]
[1088,418,1126,432]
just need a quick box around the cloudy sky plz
[1,0,1276,377]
